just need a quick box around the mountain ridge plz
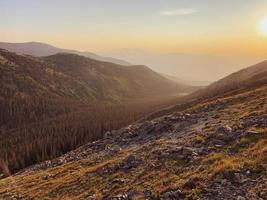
[191,60,267,99]
[0,41,132,66]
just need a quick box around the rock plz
[183,178,197,189]
[108,146,122,154]
[167,146,183,154]
[217,125,232,134]
[121,155,140,170]
[234,173,250,184]
[139,121,155,134]
[153,146,200,161]
[126,190,143,199]
[182,147,196,157]
[213,114,220,119]
[42,175,49,180]
[104,131,112,138]
[208,125,234,145]
[110,193,129,200]
[144,190,154,200]
[85,194,97,200]
[259,191,267,199]
[154,121,171,132]
[185,113,191,118]
[236,196,246,200]
[126,131,139,139]
[197,165,205,171]
[104,163,120,173]
[111,178,126,184]
[9,194,24,200]
[159,190,184,200]
[244,114,267,128]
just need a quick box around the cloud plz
[159,8,198,16]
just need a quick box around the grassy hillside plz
[0,75,266,200]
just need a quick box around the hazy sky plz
[1,0,267,56]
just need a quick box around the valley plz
[0,49,194,175]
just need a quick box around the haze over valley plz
[100,49,263,84]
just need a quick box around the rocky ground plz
[0,84,266,200]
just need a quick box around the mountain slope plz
[43,53,192,101]
[139,60,267,122]
[0,72,266,199]
[0,48,195,175]
[192,60,267,98]
[0,42,131,66]
[0,49,188,103]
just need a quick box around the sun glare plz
[259,16,267,35]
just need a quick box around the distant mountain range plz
[1,42,263,86]
[0,41,131,66]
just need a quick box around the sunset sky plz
[1,0,267,57]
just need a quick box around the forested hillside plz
[0,49,192,175]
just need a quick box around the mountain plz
[100,49,262,84]
[0,49,191,102]
[0,48,197,175]
[0,63,266,199]
[0,42,131,66]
